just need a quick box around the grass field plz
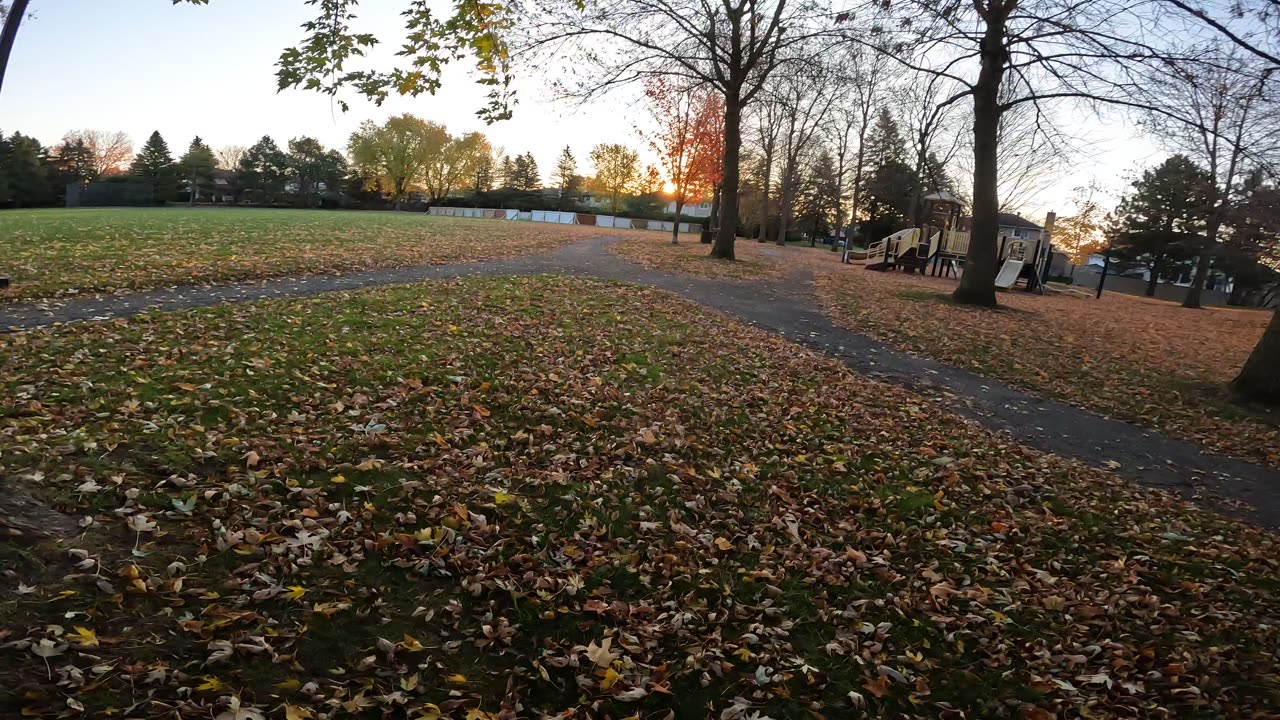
[0,208,610,300]
[817,267,1280,467]
[2,276,1276,719]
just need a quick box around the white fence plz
[428,206,702,235]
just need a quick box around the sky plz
[0,0,1169,220]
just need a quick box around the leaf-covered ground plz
[2,276,1277,719]
[0,208,608,301]
[817,267,1280,468]
[610,234,788,281]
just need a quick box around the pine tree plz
[2,133,53,207]
[179,136,217,205]
[1110,155,1214,296]
[513,152,540,190]
[554,146,577,209]
[864,109,908,172]
[53,139,96,184]
[497,155,516,188]
[237,136,288,204]
[130,131,178,204]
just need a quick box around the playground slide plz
[994,257,1024,289]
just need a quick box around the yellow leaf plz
[446,673,468,685]
[402,634,425,652]
[282,585,307,601]
[330,474,346,484]
[70,626,99,647]
[195,676,223,692]
[601,667,621,689]
[416,704,441,720]
[401,673,421,691]
[494,490,513,505]
[714,537,733,551]
[274,678,301,691]
[284,704,314,720]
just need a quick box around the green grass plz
[0,275,1276,719]
[0,207,597,300]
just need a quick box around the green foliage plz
[0,132,53,208]
[236,136,289,204]
[175,0,515,123]
[347,114,441,204]
[589,143,640,215]
[286,136,348,208]
[129,131,178,204]
[510,152,540,191]
[1110,155,1214,280]
[178,136,217,203]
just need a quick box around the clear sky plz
[0,0,1165,220]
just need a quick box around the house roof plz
[997,212,1042,230]
[959,213,1044,230]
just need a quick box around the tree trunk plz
[704,184,721,245]
[711,95,742,260]
[776,185,792,247]
[1145,255,1162,296]
[1231,309,1280,405]
[757,158,772,243]
[1183,215,1220,308]
[953,8,1006,307]
[671,200,684,244]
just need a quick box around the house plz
[664,198,713,218]
[960,212,1045,242]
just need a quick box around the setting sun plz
[662,180,675,193]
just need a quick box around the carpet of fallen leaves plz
[610,235,789,281]
[0,208,604,301]
[817,267,1280,468]
[2,276,1278,719]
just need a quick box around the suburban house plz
[663,198,713,218]
[959,212,1046,242]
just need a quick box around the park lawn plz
[610,232,788,281]
[0,208,607,301]
[816,267,1280,468]
[2,276,1278,719]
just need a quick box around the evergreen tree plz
[4,133,53,207]
[237,136,288,204]
[497,155,516,188]
[553,146,577,209]
[864,109,908,172]
[179,136,217,205]
[795,149,840,243]
[1110,154,1214,296]
[129,131,177,204]
[52,139,97,184]
[509,152,540,191]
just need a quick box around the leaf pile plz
[610,234,788,281]
[0,209,606,301]
[817,267,1280,468]
[1,276,1277,719]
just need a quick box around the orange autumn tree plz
[643,79,724,244]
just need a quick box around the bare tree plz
[826,46,892,249]
[770,60,832,246]
[518,0,837,259]
[749,100,784,242]
[216,145,248,171]
[63,130,133,177]
[1138,47,1280,307]
[899,73,967,226]
[842,0,1205,305]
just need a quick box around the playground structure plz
[853,193,1054,293]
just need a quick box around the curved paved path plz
[4,236,1277,528]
